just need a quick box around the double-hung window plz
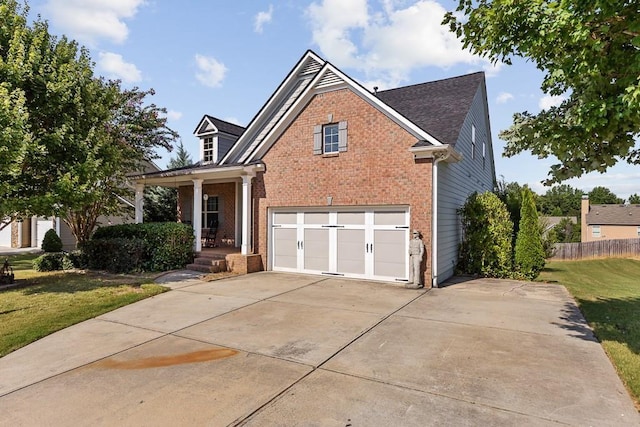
[202,196,220,229]
[323,124,339,154]
[592,225,601,238]
[203,137,215,163]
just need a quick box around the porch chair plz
[202,219,218,248]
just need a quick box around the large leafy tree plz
[0,0,178,244]
[444,1,640,184]
[588,186,624,204]
[538,184,583,216]
[628,193,640,204]
[144,141,193,223]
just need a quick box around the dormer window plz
[203,137,215,163]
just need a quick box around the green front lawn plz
[539,258,640,408]
[0,254,167,357]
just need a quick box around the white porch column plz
[241,174,253,255]
[193,179,203,252]
[135,183,144,224]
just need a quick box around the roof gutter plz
[409,144,462,288]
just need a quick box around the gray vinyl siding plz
[436,84,496,284]
[217,135,236,162]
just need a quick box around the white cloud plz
[306,0,496,87]
[43,0,146,45]
[223,117,244,126]
[496,92,514,104]
[97,52,142,83]
[195,54,227,88]
[254,5,274,33]
[567,171,640,200]
[539,94,567,110]
[166,110,183,121]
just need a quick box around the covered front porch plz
[133,163,264,273]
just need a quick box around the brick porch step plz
[187,253,227,273]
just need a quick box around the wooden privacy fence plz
[552,238,640,260]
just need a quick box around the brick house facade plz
[134,50,496,287]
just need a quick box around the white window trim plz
[202,195,220,229]
[592,225,601,237]
[202,135,218,163]
[323,123,339,154]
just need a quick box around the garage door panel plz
[304,229,329,271]
[337,212,365,225]
[374,230,406,278]
[304,212,329,225]
[374,211,406,226]
[337,229,365,275]
[273,228,298,269]
[273,212,297,225]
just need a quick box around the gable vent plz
[300,58,322,76]
[315,70,343,89]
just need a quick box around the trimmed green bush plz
[86,222,193,273]
[515,188,546,279]
[82,238,146,273]
[33,251,85,272]
[458,191,514,278]
[41,229,63,253]
[33,253,64,271]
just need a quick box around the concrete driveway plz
[1,272,638,426]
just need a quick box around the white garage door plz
[0,221,11,247]
[271,208,409,282]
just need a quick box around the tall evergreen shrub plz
[458,192,514,278]
[515,188,546,279]
[41,229,63,252]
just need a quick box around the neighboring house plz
[0,160,160,251]
[134,50,496,287]
[581,195,640,242]
[540,216,577,236]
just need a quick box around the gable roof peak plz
[194,115,246,137]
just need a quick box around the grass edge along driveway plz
[0,254,167,357]
[539,258,640,409]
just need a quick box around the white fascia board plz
[134,164,265,186]
[220,51,326,165]
[245,63,442,163]
[409,144,462,162]
[193,116,219,136]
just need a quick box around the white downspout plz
[431,151,450,288]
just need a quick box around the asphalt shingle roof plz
[376,72,484,146]
[203,115,245,137]
[586,204,640,225]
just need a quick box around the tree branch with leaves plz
[444,0,640,184]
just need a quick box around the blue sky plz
[28,0,640,199]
